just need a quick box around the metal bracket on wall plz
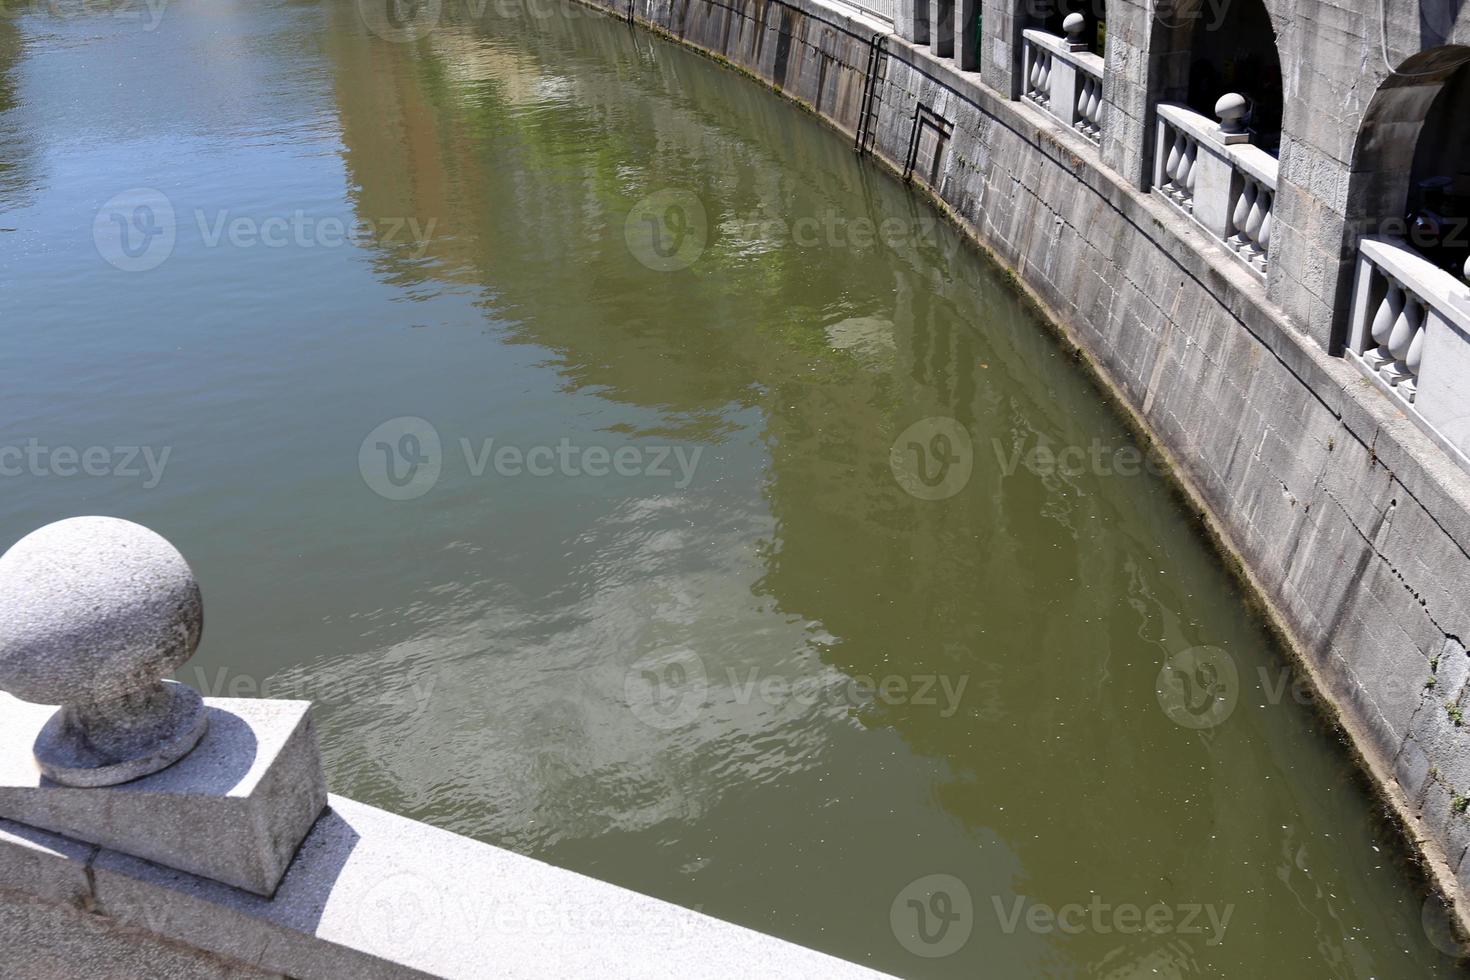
[903,102,954,182]
[853,33,889,157]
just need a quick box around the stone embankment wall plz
[581,0,1470,925]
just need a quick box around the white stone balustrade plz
[840,0,894,22]
[1074,68,1104,144]
[1225,149,1276,275]
[1022,19,1105,145]
[1348,237,1470,469]
[1155,108,1202,213]
[1022,33,1053,109]
[1154,97,1278,278]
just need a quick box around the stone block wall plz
[590,0,1470,925]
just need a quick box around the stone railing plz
[1022,16,1105,146]
[1156,107,1200,211]
[1022,32,1053,109]
[0,518,888,979]
[1154,96,1277,278]
[1347,241,1470,468]
[839,0,894,23]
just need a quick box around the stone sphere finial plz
[1215,93,1249,135]
[0,517,209,787]
[1463,255,1469,284]
[1063,12,1086,38]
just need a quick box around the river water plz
[0,0,1463,975]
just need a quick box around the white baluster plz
[1253,192,1273,271]
[1165,130,1182,191]
[1230,180,1255,248]
[1386,296,1425,388]
[1244,182,1267,258]
[1173,135,1191,198]
[1366,277,1403,369]
[1183,141,1198,200]
[1402,320,1425,402]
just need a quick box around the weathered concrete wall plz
[586,0,1470,926]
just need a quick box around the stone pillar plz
[1049,56,1081,127]
[1190,95,1254,242]
[898,0,930,45]
[980,0,1018,97]
[955,0,980,70]
[930,0,954,57]
[1044,15,1091,128]
[1095,0,1156,189]
[1191,138,1238,242]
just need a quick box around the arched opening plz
[1339,46,1470,457]
[1149,0,1282,152]
[1023,0,1107,54]
[1405,63,1470,273]
[1345,46,1470,279]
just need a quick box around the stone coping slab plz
[0,695,327,897]
[0,795,891,979]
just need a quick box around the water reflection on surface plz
[0,0,1462,975]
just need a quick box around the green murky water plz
[1,0,1463,974]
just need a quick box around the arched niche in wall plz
[1021,0,1107,55]
[1346,46,1470,278]
[1147,0,1282,153]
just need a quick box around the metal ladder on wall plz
[853,33,888,157]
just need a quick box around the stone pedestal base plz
[0,695,326,897]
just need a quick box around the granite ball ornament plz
[0,517,209,787]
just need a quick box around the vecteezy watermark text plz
[890,874,1234,960]
[93,188,438,272]
[993,436,1170,480]
[624,649,969,730]
[887,875,1234,963]
[1155,643,1453,731]
[623,189,957,273]
[993,895,1234,946]
[0,440,171,488]
[722,208,951,255]
[359,417,703,501]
